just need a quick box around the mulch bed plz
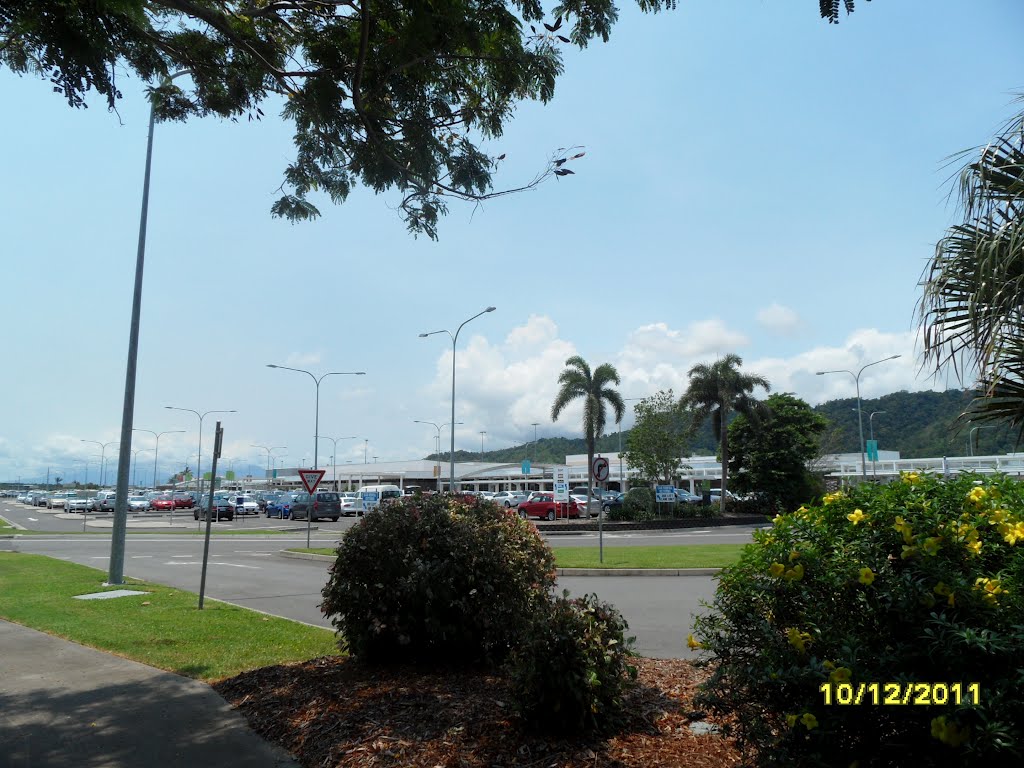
[213,656,742,767]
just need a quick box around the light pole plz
[479,431,486,457]
[131,449,152,489]
[817,355,901,480]
[414,421,462,491]
[319,436,357,491]
[267,365,365,547]
[80,440,117,487]
[165,407,237,498]
[969,425,995,457]
[869,411,885,478]
[133,429,185,489]
[252,445,287,488]
[530,422,540,463]
[420,306,496,491]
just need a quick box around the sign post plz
[299,469,326,548]
[553,465,569,519]
[592,457,610,562]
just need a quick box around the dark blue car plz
[265,493,297,519]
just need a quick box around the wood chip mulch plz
[213,655,742,768]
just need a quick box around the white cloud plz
[757,303,801,335]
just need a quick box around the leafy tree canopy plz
[622,389,693,485]
[1,0,675,238]
[727,392,827,511]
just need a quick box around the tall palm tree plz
[681,354,770,512]
[551,356,625,508]
[919,105,1024,435]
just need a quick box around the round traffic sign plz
[592,457,610,482]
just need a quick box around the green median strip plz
[0,552,339,681]
[289,543,748,570]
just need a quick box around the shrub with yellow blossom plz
[691,474,1023,767]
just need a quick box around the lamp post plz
[81,440,117,487]
[252,445,287,489]
[479,431,486,457]
[414,421,462,491]
[816,355,901,480]
[319,436,357,491]
[165,407,237,498]
[969,425,995,457]
[131,449,152,489]
[133,429,185,489]
[868,411,885,478]
[420,306,496,491]
[267,365,365,547]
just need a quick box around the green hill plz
[427,390,1019,464]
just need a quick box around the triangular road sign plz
[299,469,326,494]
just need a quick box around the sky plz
[2,1,1023,485]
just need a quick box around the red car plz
[172,492,195,509]
[150,495,175,511]
[517,493,580,521]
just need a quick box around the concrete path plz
[0,620,296,768]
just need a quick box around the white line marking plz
[90,556,110,560]
[131,555,153,559]
[27,517,38,521]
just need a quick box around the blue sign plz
[655,485,676,503]
[866,440,879,462]
[521,459,531,475]
[361,491,379,503]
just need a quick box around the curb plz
[278,550,723,576]
[534,514,766,533]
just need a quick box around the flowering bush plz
[321,493,556,665]
[507,591,636,734]
[691,473,1024,767]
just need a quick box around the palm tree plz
[681,354,770,512]
[919,105,1024,436]
[551,356,625,509]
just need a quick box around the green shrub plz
[507,591,637,734]
[691,473,1024,767]
[321,493,556,666]
[612,486,656,521]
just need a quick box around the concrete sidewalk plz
[0,620,296,768]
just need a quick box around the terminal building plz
[234,450,1024,494]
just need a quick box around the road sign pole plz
[298,469,326,549]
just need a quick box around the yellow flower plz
[823,491,844,505]
[788,549,801,562]
[829,666,852,684]
[974,577,1006,604]
[931,715,971,747]
[965,539,982,556]
[858,567,876,586]
[988,509,1009,525]
[822,660,836,670]
[786,714,798,728]
[968,486,987,505]
[893,516,914,544]
[769,562,786,578]
[922,536,942,556]
[934,582,952,596]
[1003,521,1024,546]
[787,627,812,653]
[902,471,921,484]
[847,509,868,525]
[772,514,785,526]
[901,545,918,560]
[800,712,819,730]
[783,563,805,581]
[686,633,703,650]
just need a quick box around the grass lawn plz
[0,552,339,681]
[289,543,747,569]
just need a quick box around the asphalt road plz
[3,502,759,658]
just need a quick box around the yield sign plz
[299,469,326,494]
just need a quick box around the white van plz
[93,491,118,511]
[359,484,403,512]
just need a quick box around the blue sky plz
[2,0,1022,484]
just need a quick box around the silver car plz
[491,490,527,508]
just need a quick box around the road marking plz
[90,556,110,560]
[170,554,193,558]
[165,561,260,569]
[131,555,153,559]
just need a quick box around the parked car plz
[339,493,364,517]
[675,490,703,504]
[47,492,72,509]
[290,491,342,522]
[602,491,625,513]
[94,490,118,511]
[226,495,259,516]
[150,494,176,511]
[265,493,297,519]
[517,493,581,521]
[359,484,403,512]
[64,494,92,512]
[127,495,151,512]
[195,494,233,521]
[492,490,527,508]
[171,492,195,509]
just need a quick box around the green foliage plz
[0,0,677,238]
[611,486,656,521]
[320,493,556,665]
[507,591,637,734]
[692,473,1024,767]
[728,393,827,511]
[622,390,693,484]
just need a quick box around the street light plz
[869,411,886,478]
[479,431,486,457]
[133,429,185,489]
[414,421,462,491]
[252,445,287,488]
[319,436,357,491]
[817,355,901,480]
[165,407,237,497]
[420,306,496,491]
[80,440,117,487]
[131,448,152,489]
[969,425,995,457]
[267,364,365,547]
